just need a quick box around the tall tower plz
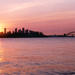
[15,28,17,33]
[4,28,6,34]
[22,27,25,33]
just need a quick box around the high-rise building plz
[15,28,17,33]
[18,29,21,33]
[22,27,25,33]
[4,28,6,34]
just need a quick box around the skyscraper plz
[22,27,25,33]
[15,28,17,33]
[4,28,6,34]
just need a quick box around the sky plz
[0,0,75,34]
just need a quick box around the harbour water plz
[0,38,75,75]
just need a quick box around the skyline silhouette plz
[0,27,75,38]
[0,27,46,38]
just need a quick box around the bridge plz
[66,31,75,36]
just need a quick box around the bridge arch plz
[67,31,75,36]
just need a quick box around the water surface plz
[0,38,75,75]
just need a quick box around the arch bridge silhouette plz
[66,31,75,36]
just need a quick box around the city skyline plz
[0,27,75,38]
[0,0,75,34]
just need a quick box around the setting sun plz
[0,28,3,32]
[0,24,5,32]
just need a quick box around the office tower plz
[22,27,25,33]
[15,28,17,33]
[4,28,6,34]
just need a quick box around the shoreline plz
[0,36,74,38]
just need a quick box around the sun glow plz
[0,24,5,32]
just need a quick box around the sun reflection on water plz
[0,42,5,63]
[0,50,4,63]
[0,70,3,74]
[0,57,3,62]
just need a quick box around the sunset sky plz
[0,0,75,34]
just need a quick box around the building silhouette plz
[15,28,17,33]
[22,27,25,33]
[4,28,6,34]
[0,27,74,38]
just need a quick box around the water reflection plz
[0,38,75,75]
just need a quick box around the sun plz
[0,24,5,32]
[0,28,3,32]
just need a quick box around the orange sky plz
[0,0,75,34]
